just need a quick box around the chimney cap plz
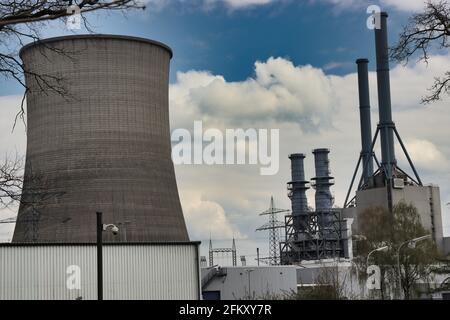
[289,153,306,159]
[356,58,369,64]
[312,148,330,154]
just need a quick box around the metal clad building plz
[14,35,189,242]
[201,266,297,300]
[0,243,200,300]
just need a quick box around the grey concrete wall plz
[202,266,297,300]
[13,35,189,242]
[444,237,450,256]
[354,185,445,253]
[392,186,433,231]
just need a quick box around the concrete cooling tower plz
[13,35,189,243]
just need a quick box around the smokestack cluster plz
[288,149,335,234]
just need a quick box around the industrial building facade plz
[201,266,297,300]
[0,242,201,300]
[13,35,189,243]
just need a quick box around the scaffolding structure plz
[256,197,288,265]
[280,209,345,264]
[280,149,347,264]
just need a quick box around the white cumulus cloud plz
[170,57,336,131]
[404,139,449,172]
[321,0,436,12]
[180,191,242,240]
[145,0,278,10]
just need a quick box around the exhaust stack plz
[375,12,397,179]
[312,149,334,212]
[287,154,309,232]
[356,58,374,185]
[312,149,334,232]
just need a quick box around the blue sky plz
[77,1,412,81]
[1,0,409,94]
[1,0,449,262]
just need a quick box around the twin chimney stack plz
[355,12,397,184]
[345,11,424,210]
[288,149,335,233]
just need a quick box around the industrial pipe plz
[312,149,334,212]
[287,154,309,233]
[375,12,397,179]
[356,58,374,184]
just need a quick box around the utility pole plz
[96,211,119,301]
[96,211,103,301]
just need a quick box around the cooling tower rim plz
[19,34,173,59]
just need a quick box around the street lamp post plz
[365,245,388,299]
[366,245,389,267]
[96,212,103,300]
[96,211,119,301]
[396,234,431,299]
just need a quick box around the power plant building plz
[342,13,448,255]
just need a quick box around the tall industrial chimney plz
[356,58,374,185]
[13,35,189,243]
[375,12,397,179]
[287,154,309,232]
[312,149,334,212]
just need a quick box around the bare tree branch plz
[0,0,144,125]
[391,0,450,103]
[0,1,143,207]
[0,154,23,207]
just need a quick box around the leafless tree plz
[0,154,65,211]
[0,154,23,207]
[391,0,450,103]
[0,0,145,125]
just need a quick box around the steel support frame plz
[280,210,345,264]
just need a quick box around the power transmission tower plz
[256,196,289,265]
[209,237,237,267]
